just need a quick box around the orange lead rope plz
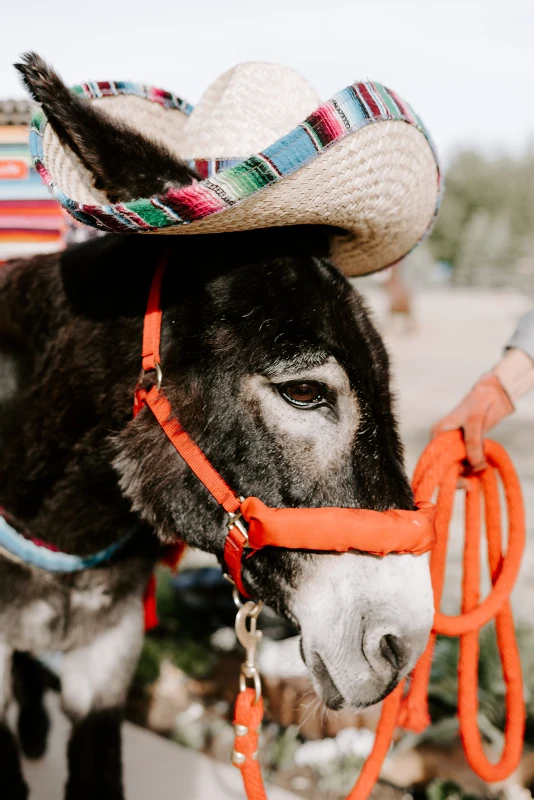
[134,258,525,793]
[232,431,526,800]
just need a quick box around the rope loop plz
[233,432,526,799]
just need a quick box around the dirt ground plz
[360,283,534,624]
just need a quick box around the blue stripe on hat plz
[262,126,319,176]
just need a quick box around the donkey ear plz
[15,52,198,203]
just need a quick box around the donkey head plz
[19,54,434,710]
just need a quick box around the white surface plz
[22,694,299,800]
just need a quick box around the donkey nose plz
[362,628,412,678]
[379,634,409,672]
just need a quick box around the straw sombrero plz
[29,62,440,276]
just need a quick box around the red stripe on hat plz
[356,83,382,118]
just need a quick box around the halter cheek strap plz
[137,383,248,595]
[134,254,249,594]
[134,254,436,599]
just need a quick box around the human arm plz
[432,312,534,470]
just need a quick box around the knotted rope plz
[232,431,526,799]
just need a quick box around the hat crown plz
[180,62,321,159]
[31,56,440,277]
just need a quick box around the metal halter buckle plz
[226,501,248,540]
[138,361,163,392]
[223,498,250,592]
[235,600,264,704]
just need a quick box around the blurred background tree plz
[427,146,534,292]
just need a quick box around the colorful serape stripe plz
[29,80,441,240]
[0,131,65,260]
[72,80,193,116]
[190,158,244,179]
[0,199,64,238]
[0,133,65,260]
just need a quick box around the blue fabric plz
[507,310,534,361]
[262,126,319,175]
[336,87,370,127]
[0,515,132,573]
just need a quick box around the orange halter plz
[134,254,437,593]
[135,254,526,799]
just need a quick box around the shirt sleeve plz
[506,310,534,361]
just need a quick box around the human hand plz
[431,374,514,471]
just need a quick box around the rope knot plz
[398,696,431,733]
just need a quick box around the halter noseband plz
[133,254,436,598]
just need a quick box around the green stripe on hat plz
[227,156,278,196]
[128,200,173,227]
[374,84,401,118]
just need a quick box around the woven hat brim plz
[30,79,441,276]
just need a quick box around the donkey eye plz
[279,381,325,408]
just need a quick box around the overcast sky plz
[2,0,533,163]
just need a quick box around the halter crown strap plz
[141,253,167,373]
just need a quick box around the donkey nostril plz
[380,634,408,672]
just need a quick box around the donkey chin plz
[292,550,434,710]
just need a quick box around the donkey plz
[0,55,434,800]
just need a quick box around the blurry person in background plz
[432,311,534,471]
[377,263,417,334]
[386,263,416,334]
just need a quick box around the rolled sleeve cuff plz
[506,310,534,362]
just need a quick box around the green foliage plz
[266,725,301,770]
[411,624,534,751]
[133,568,220,688]
[314,755,368,795]
[426,778,479,800]
[151,567,182,633]
[134,633,219,687]
[428,147,534,285]
[134,637,164,686]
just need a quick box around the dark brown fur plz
[0,54,413,799]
